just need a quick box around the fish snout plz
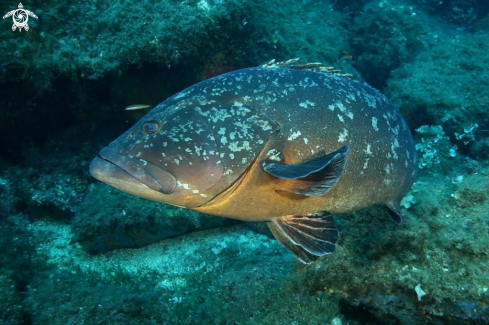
[92,147,176,194]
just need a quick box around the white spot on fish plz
[391,144,399,160]
[177,181,191,190]
[337,114,345,123]
[229,141,251,152]
[336,101,347,112]
[365,144,373,155]
[288,130,301,141]
[174,159,180,165]
[338,129,348,142]
[363,158,370,169]
[195,146,202,156]
[266,149,281,161]
[254,119,273,131]
[372,117,379,131]
[304,138,308,145]
[221,136,228,145]
[229,153,235,159]
[363,91,378,108]
[299,100,316,108]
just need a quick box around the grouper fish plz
[90,59,418,264]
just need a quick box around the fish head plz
[90,98,226,208]
[90,89,280,208]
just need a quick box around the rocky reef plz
[0,0,488,324]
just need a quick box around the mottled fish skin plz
[90,65,418,262]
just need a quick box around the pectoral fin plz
[267,211,338,264]
[262,145,349,196]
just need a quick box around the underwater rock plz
[386,32,489,160]
[72,182,238,253]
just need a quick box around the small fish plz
[337,52,355,62]
[90,60,418,264]
[125,104,152,111]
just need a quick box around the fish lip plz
[90,156,138,186]
[96,146,176,194]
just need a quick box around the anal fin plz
[267,211,338,264]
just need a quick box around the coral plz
[414,125,459,172]
[349,0,429,89]
[244,0,350,66]
[299,166,489,324]
[0,274,23,324]
[386,32,489,157]
[1,127,94,219]
[0,0,248,90]
[0,214,41,324]
[25,220,343,324]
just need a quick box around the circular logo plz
[13,9,28,28]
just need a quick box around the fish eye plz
[143,122,161,135]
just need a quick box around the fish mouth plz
[90,147,177,195]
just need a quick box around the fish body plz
[90,63,418,263]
